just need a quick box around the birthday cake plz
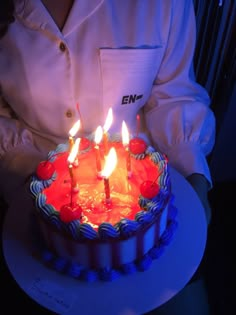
[29,133,178,282]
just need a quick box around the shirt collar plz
[15,0,105,37]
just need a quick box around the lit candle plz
[103,108,113,156]
[103,177,110,204]
[101,147,117,203]
[94,125,103,178]
[122,120,132,178]
[68,119,81,151]
[67,138,80,192]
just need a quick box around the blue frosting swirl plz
[67,262,83,278]
[121,262,137,275]
[41,250,55,263]
[41,173,57,188]
[98,222,120,240]
[138,196,149,209]
[148,245,165,260]
[30,181,44,197]
[79,223,98,240]
[49,143,68,157]
[135,210,154,224]
[137,254,153,271]
[160,220,178,246]
[115,219,140,238]
[53,257,68,272]
[145,145,155,154]
[66,220,81,240]
[99,268,121,282]
[80,270,99,282]
[49,213,63,230]
[168,203,178,220]
[149,151,164,164]
[36,194,56,219]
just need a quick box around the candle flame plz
[94,125,103,144]
[122,120,129,146]
[103,108,113,132]
[68,138,80,164]
[101,147,117,178]
[69,120,81,137]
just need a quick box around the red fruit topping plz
[140,180,160,199]
[129,138,147,155]
[36,161,55,180]
[80,137,91,151]
[60,203,82,223]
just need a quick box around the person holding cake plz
[0,1,215,314]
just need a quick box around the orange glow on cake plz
[43,143,159,229]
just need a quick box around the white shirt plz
[0,0,215,201]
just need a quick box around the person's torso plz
[0,0,172,142]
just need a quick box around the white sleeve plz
[0,96,35,157]
[145,0,216,186]
[0,96,46,203]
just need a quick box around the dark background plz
[1,1,236,314]
[193,1,236,314]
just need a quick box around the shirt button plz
[59,42,66,52]
[65,109,73,118]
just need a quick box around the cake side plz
[34,201,177,281]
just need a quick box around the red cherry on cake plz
[80,137,91,151]
[36,161,55,180]
[140,180,160,199]
[129,138,147,155]
[60,203,82,223]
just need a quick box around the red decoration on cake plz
[140,180,160,199]
[80,137,91,151]
[36,161,55,180]
[60,203,82,223]
[129,137,147,155]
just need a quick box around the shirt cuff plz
[165,142,212,189]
